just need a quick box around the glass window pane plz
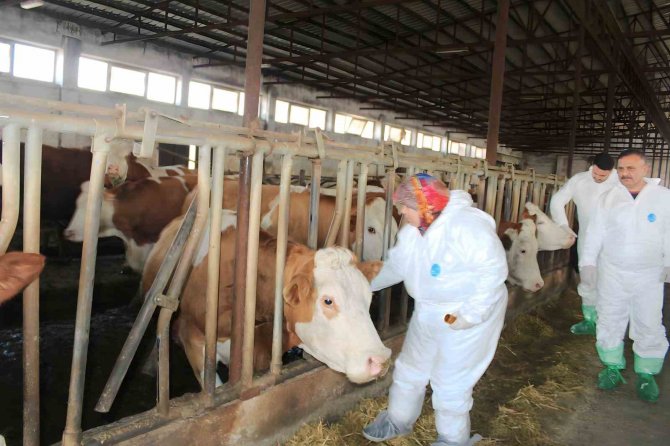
[432,136,441,151]
[147,72,176,103]
[417,133,424,148]
[384,125,390,141]
[389,127,402,142]
[13,44,55,82]
[238,92,245,115]
[347,117,366,135]
[401,130,412,146]
[334,114,349,133]
[212,88,239,113]
[362,121,374,139]
[275,100,289,123]
[110,66,146,96]
[0,43,10,73]
[308,108,326,128]
[188,81,211,109]
[290,104,309,126]
[77,57,108,91]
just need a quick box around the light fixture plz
[20,0,45,9]
[435,47,469,55]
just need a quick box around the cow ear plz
[282,273,313,307]
[0,253,45,304]
[357,260,383,283]
[524,202,539,215]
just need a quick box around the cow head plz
[350,197,399,261]
[524,202,575,251]
[63,182,121,242]
[500,219,544,292]
[283,246,391,383]
[105,140,135,187]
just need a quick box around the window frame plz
[11,41,58,84]
[274,98,328,129]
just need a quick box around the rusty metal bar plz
[241,151,265,389]
[339,160,356,248]
[230,155,251,385]
[307,160,322,250]
[271,154,293,375]
[510,179,521,223]
[604,72,616,153]
[567,25,585,177]
[62,134,112,446]
[485,0,510,166]
[354,163,369,259]
[156,146,211,416]
[204,145,226,401]
[23,125,42,446]
[0,124,20,254]
[242,0,266,130]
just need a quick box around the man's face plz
[617,154,649,191]
[591,166,612,183]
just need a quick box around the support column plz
[567,25,584,177]
[243,0,267,130]
[604,72,616,153]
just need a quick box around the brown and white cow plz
[499,218,544,292]
[523,202,576,251]
[64,176,197,272]
[143,212,391,386]
[0,252,45,305]
[104,141,193,187]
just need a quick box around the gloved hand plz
[661,267,670,283]
[580,265,597,288]
[445,312,475,330]
[560,224,577,237]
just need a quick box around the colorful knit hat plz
[393,173,449,233]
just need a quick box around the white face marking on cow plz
[524,202,576,251]
[294,247,391,383]
[352,197,398,261]
[105,140,134,185]
[193,210,238,266]
[261,194,280,230]
[63,182,122,242]
[125,239,154,273]
[503,219,544,292]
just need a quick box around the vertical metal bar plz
[354,163,369,260]
[567,25,584,177]
[485,0,510,166]
[307,160,322,250]
[339,160,356,248]
[241,151,264,388]
[604,72,616,153]
[325,160,347,247]
[377,168,396,333]
[518,180,529,218]
[484,175,497,216]
[204,146,226,401]
[62,134,111,446]
[243,0,266,130]
[494,176,505,225]
[23,125,42,446]
[271,154,293,375]
[539,182,547,211]
[510,179,521,223]
[156,145,211,416]
[230,155,251,385]
[477,176,487,211]
[0,124,20,254]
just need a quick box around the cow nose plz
[367,355,390,378]
[63,229,75,240]
[534,280,544,291]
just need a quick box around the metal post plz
[339,160,356,248]
[307,160,322,250]
[242,0,266,130]
[0,124,20,254]
[23,125,42,446]
[604,72,616,153]
[62,134,111,446]
[495,176,506,225]
[271,154,293,375]
[354,163,369,260]
[204,146,226,401]
[325,160,347,247]
[510,179,521,223]
[567,25,584,177]
[485,0,510,166]
[377,168,396,333]
[518,180,529,218]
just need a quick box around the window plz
[384,125,412,146]
[188,81,212,109]
[417,132,442,151]
[109,66,146,96]
[334,113,375,139]
[147,72,177,104]
[188,145,197,169]
[13,43,55,82]
[77,57,108,91]
[475,147,486,159]
[449,141,468,156]
[274,99,327,128]
[212,87,244,115]
[0,43,10,73]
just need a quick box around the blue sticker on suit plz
[430,263,441,276]
[648,213,656,223]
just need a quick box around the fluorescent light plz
[20,0,45,9]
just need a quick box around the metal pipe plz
[339,160,356,248]
[510,180,521,223]
[307,160,322,250]
[539,183,547,211]
[95,190,198,414]
[484,175,498,216]
[325,160,348,247]
[204,145,226,401]
[518,180,529,217]
[23,124,42,446]
[0,92,121,117]
[477,177,487,211]
[377,169,396,333]
[354,163,369,259]
[62,134,112,446]
[241,151,265,388]
[230,155,251,385]
[156,146,211,415]
[567,25,585,177]
[271,154,293,375]
[495,176,506,226]
[0,124,20,254]
[242,0,266,130]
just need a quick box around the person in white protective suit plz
[580,149,670,403]
[550,152,618,335]
[362,173,508,446]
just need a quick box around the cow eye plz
[323,297,333,306]
[367,226,376,234]
[521,249,527,254]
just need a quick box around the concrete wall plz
[522,152,591,177]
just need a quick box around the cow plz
[0,252,45,305]
[104,142,193,187]
[499,218,544,292]
[142,211,391,386]
[63,176,197,272]
[523,202,576,251]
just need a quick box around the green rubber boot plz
[636,374,659,403]
[597,367,626,390]
[570,319,596,335]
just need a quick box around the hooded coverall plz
[580,180,670,375]
[550,167,619,324]
[371,190,508,444]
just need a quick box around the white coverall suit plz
[371,191,508,444]
[580,179,670,374]
[550,167,619,321]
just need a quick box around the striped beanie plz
[393,173,449,232]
